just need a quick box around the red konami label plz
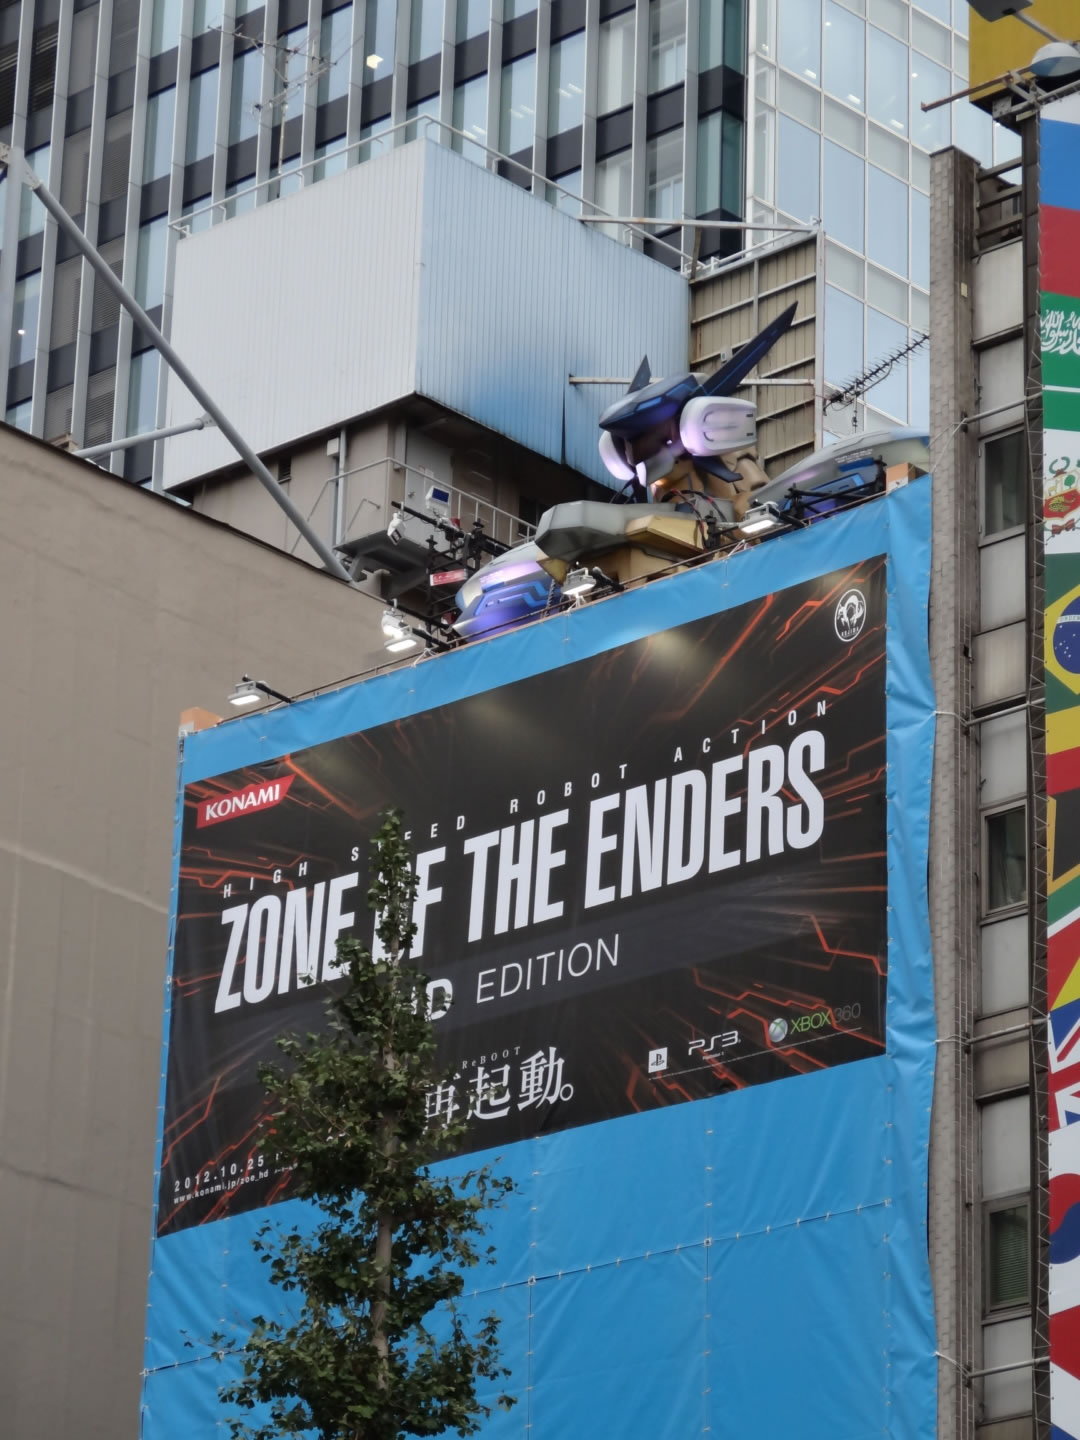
[197,775,295,828]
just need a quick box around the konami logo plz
[197,775,295,828]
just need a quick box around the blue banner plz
[141,477,936,1440]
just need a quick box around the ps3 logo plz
[834,589,866,643]
[689,1030,739,1060]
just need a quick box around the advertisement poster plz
[143,484,936,1440]
[1042,94,1080,1440]
[161,562,887,1235]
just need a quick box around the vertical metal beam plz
[346,0,368,157]
[211,0,237,208]
[111,0,157,470]
[438,0,458,142]
[0,0,37,409]
[680,0,697,259]
[485,0,503,175]
[4,149,352,583]
[531,0,551,197]
[29,0,77,440]
[580,0,599,210]
[69,0,116,447]
[302,0,323,167]
[152,0,196,490]
[255,0,281,192]
[630,0,648,249]
[927,144,980,1440]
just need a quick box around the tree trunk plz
[370,925,400,1390]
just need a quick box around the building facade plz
[747,0,1020,434]
[0,0,748,479]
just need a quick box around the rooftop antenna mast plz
[823,332,929,430]
[0,143,352,584]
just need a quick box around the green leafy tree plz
[218,810,514,1440]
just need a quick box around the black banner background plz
[159,559,888,1234]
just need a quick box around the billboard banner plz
[1042,94,1080,1440]
[142,480,937,1440]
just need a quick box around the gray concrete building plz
[0,423,387,1439]
[928,138,1040,1440]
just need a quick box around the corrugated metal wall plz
[417,142,689,485]
[163,139,689,489]
[163,144,427,485]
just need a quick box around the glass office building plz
[747,0,1018,430]
[0,0,747,478]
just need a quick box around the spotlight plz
[381,606,409,642]
[739,504,783,537]
[563,567,596,598]
[227,675,290,708]
[385,635,418,653]
[387,511,405,545]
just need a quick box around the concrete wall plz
[0,425,384,1440]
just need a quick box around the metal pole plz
[0,144,353,584]
[74,414,214,459]
[576,216,818,233]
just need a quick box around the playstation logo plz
[647,1047,668,1074]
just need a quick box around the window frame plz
[982,801,1028,919]
[979,427,1028,543]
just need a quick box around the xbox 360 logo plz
[768,1017,788,1044]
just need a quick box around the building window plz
[986,1201,1030,1310]
[910,52,949,152]
[186,68,219,162]
[19,144,49,238]
[823,140,863,252]
[363,0,394,83]
[868,27,907,136]
[151,0,182,56]
[135,218,168,310]
[824,0,864,109]
[697,111,742,216]
[406,94,440,141]
[409,0,442,65]
[598,11,635,115]
[224,177,257,217]
[594,148,631,234]
[548,169,581,216]
[320,6,353,103]
[867,163,908,277]
[866,306,907,419]
[648,0,685,93]
[825,284,863,385]
[193,0,224,35]
[985,806,1026,913]
[127,349,160,436]
[144,88,176,183]
[358,115,392,161]
[6,400,32,431]
[11,271,41,367]
[229,46,262,144]
[778,0,820,83]
[456,0,487,43]
[700,0,725,71]
[646,128,682,220]
[777,113,819,222]
[983,431,1026,536]
[452,75,488,164]
[314,137,348,180]
[548,32,585,136]
[499,53,536,157]
[280,26,309,120]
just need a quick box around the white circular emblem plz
[768,1017,789,1044]
[834,589,867,643]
